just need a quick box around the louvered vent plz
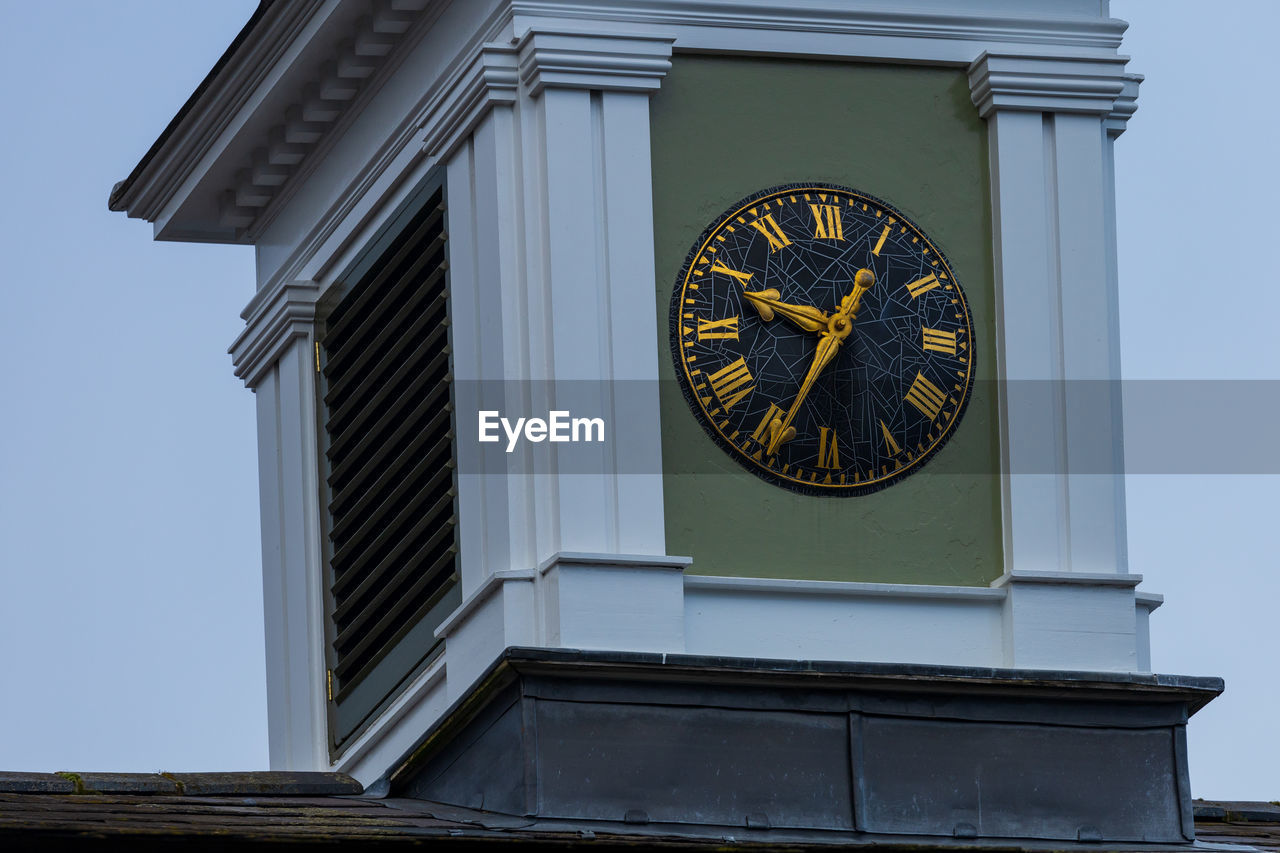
[320,186,460,744]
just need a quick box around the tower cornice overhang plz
[107,0,1134,247]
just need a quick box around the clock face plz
[670,183,975,495]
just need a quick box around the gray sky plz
[0,1,1274,799]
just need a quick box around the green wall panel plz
[651,56,1003,585]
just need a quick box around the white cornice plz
[515,29,675,96]
[111,1,325,224]
[229,279,322,389]
[223,0,442,238]
[968,52,1132,119]
[114,0,1136,246]
[1105,73,1143,136]
[509,1,1127,50]
[420,44,519,158]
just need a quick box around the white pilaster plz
[230,279,327,769]
[970,53,1145,669]
[970,53,1137,579]
[439,29,680,701]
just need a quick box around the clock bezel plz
[667,181,976,497]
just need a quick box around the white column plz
[436,30,682,697]
[230,280,328,768]
[971,53,1148,670]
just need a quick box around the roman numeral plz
[817,427,841,469]
[810,204,843,240]
[905,273,942,299]
[707,357,755,412]
[750,214,791,252]
[748,403,785,456]
[921,327,957,355]
[709,260,753,283]
[904,372,947,420]
[697,315,740,341]
[872,224,890,256]
[879,420,901,455]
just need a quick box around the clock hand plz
[742,289,830,334]
[764,268,876,456]
[838,267,877,318]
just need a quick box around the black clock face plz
[670,183,975,495]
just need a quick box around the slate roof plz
[0,772,1276,851]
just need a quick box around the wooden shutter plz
[319,184,460,746]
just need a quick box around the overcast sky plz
[0,1,1274,800]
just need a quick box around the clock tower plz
[110,1,1219,847]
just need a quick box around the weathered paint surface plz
[651,56,1002,584]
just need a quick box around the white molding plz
[256,1,514,293]
[109,0,327,223]
[228,279,321,389]
[990,570,1142,589]
[968,52,1131,118]
[998,569,1141,671]
[686,574,1007,602]
[539,551,692,573]
[330,654,447,782]
[1136,590,1164,611]
[254,338,328,769]
[1105,72,1142,137]
[509,1,1127,51]
[434,569,538,638]
[420,44,519,158]
[516,29,675,96]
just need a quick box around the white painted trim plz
[516,29,675,95]
[990,570,1142,589]
[329,654,446,778]
[539,551,692,574]
[110,0,327,223]
[686,574,1007,602]
[115,0,1136,245]
[1136,590,1163,611]
[253,338,328,769]
[969,52,1131,117]
[1106,73,1142,136]
[509,1,1127,51]
[434,569,537,638]
[228,279,320,389]
[420,44,519,158]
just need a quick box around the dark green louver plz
[319,182,460,748]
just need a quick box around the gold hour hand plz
[742,289,830,334]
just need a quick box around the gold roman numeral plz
[697,316,740,341]
[921,327,957,355]
[707,357,755,412]
[905,273,942,299]
[709,260,753,283]
[879,420,901,455]
[810,204,843,240]
[817,427,841,469]
[872,224,890,256]
[750,214,791,252]
[748,403,784,458]
[904,372,947,420]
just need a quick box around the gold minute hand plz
[742,289,830,334]
[765,268,877,456]
[766,328,845,455]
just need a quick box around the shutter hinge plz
[315,341,322,374]
[326,669,334,702]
